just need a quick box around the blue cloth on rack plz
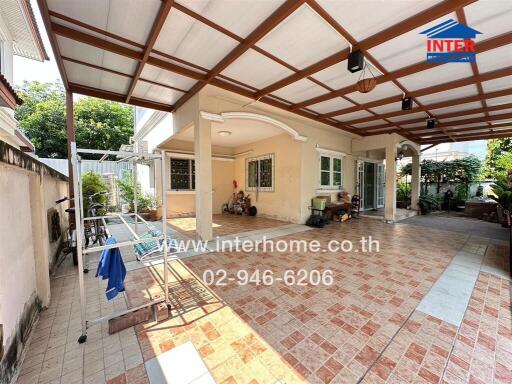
[95,237,126,300]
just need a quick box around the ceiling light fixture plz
[217,130,232,136]
[347,50,364,73]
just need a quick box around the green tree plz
[483,138,512,178]
[15,81,134,158]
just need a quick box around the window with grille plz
[246,154,274,192]
[170,158,195,190]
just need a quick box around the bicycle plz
[55,191,109,269]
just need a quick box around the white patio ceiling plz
[38,0,512,145]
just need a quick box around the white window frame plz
[245,153,274,192]
[317,148,345,191]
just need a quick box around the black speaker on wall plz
[426,119,438,129]
[402,97,413,110]
[347,50,364,73]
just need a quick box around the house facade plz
[0,0,48,150]
[134,85,421,240]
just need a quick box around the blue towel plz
[95,237,126,300]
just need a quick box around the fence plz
[39,157,132,179]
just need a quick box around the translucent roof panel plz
[221,49,294,89]
[140,64,196,91]
[271,79,327,104]
[486,96,512,107]
[440,113,485,123]
[368,12,456,72]
[352,120,389,129]
[154,8,238,70]
[48,0,161,45]
[64,61,131,95]
[397,64,474,91]
[476,45,512,74]
[388,112,427,122]
[489,108,512,116]
[308,98,355,114]
[257,4,348,70]
[316,0,442,42]
[465,0,512,40]
[179,0,286,38]
[333,110,373,122]
[481,76,512,93]
[430,101,483,115]
[369,103,405,115]
[345,82,402,104]
[132,82,184,105]
[416,84,478,105]
[57,36,138,75]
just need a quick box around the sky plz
[13,0,61,86]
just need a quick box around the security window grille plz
[246,154,274,192]
[170,158,195,190]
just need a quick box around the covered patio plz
[37,0,512,239]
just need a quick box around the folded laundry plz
[96,237,126,300]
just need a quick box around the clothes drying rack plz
[70,142,172,343]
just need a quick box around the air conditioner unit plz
[134,140,149,154]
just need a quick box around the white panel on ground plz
[416,237,488,326]
[145,342,215,384]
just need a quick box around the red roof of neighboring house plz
[0,74,23,109]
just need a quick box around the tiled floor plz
[15,217,510,384]
[168,214,289,238]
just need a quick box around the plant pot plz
[148,209,160,221]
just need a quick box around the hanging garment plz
[96,237,126,300]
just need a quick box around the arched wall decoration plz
[397,139,420,155]
[200,111,308,142]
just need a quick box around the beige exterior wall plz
[0,148,68,380]
[234,133,302,223]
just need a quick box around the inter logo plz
[420,19,482,63]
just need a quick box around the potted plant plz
[418,193,440,215]
[489,176,512,227]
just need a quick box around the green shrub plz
[118,172,156,212]
[81,171,109,215]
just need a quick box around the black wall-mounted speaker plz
[402,97,412,110]
[347,50,364,73]
[426,119,438,129]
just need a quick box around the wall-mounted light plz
[217,130,232,136]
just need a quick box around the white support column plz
[194,116,213,240]
[411,154,421,212]
[384,143,397,223]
